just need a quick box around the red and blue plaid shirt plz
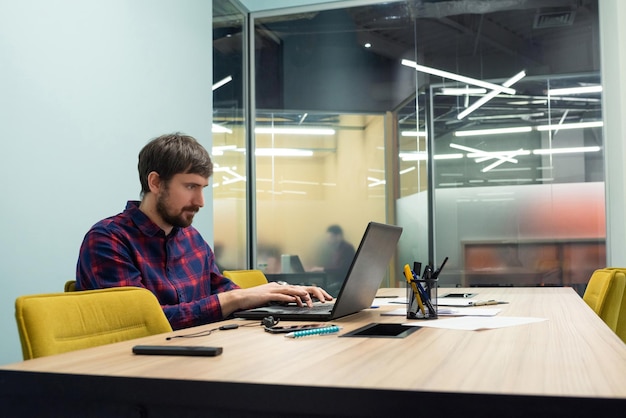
[76,201,239,330]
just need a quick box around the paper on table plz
[371,297,404,307]
[402,316,547,331]
[381,307,501,317]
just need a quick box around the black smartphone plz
[440,293,476,298]
[132,345,223,357]
[264,324,326,334]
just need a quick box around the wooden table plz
[1,287,625,417]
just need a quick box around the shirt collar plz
[125,200,180,238]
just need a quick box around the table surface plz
[2,287,626,417]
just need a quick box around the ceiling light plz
[401,59,516,95]
[399,152,463,161]
[533,146,601,155]
[401,131,428,137]
[212,75,232,91]
[468,112,545,121]
[255,148,313,157]
[212,124,232,134]
[455,121,603,137]
[536,121,603,131]
[440,87,487,95]
[457,70,526,120]
[211,145,237,156]
[455,126,533,137]
[548,85,602,95]
[255,127,335,135]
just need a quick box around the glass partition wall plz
[215,0,604,293]
[212,1,248,272]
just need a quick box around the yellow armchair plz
[223,269,269,288]
[15,287,172,360]
[583,268,626,341]
[64,280,76,292]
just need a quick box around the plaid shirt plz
[76,201,239,330]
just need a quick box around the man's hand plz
[218,282,333,317]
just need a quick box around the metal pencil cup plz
[406,278,438,319]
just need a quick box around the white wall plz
[0,0,213,365]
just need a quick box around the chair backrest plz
[223,269,268,288]
[583,268,626,336]
[602,268,626,343]
[64,280,76,292]
[15,287,173,360]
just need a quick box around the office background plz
[0,0,625,365]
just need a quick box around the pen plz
[404,264,426,316]
[413,262,422,278]
[285,326,341,338]
[472,300,508,306]
[432,257,449,280]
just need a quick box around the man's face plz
[155,173,209,228]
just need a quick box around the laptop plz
[234,221,403,321]
[281,254,306,273]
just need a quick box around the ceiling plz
[213,0,601,134]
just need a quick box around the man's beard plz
[156,189,199,228]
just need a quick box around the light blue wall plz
[0,0,213,365]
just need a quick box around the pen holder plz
[406,277,438,320]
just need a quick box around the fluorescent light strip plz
[455,121,602,136]
[455,126,532,136]
[457,70,526,120]
[536,121,604,131]
[399,152,463,161]
[212,75,232,91]
[255,127,335,135]
[212,124,232,134]
[401,131,428,137]
[468,112,545,121]
[401,59,516,95]
[255,148,313,157]
[440,87,487,95]
[533,146,601,155]
[548,85,602,95]
[211,145,237,155]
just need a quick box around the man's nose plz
[193,190,205,208]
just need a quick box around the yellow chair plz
[15,287,172,360]
[223,269,269,288]
[583,268,626,339]
[64,280,76,292]
[603,268,626,343]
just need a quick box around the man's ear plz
[146,171,162,194]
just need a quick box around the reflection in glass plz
[218,0,604,294]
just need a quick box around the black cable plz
[165,322,258,340]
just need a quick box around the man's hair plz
[327,224,344,236]
[138,133,213,196]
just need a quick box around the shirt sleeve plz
[162,266,240,330]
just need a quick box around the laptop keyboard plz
[257,303,335,315]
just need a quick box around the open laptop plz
[281,254,306,274]
[234,221,403,321]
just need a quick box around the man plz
[311,225,356,294]
[76,133,332,330]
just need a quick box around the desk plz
[1,287,625,417]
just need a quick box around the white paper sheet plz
[402,316,547,330]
